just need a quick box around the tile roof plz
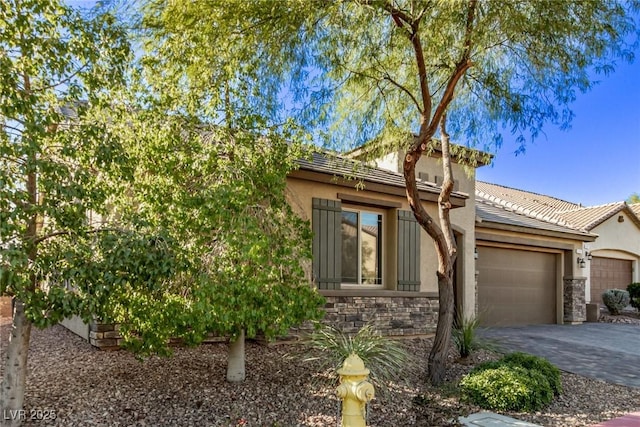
[476,181,640,232]
[554,202,627,231]
[631,203,640,217]
[476,181,580,227]
[476,198,594,238]
[297,151,469,199]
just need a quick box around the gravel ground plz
[1,315,640,427]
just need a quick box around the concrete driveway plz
[480,323,640,389]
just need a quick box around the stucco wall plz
[290,150,479,319]
[414,154,477,319]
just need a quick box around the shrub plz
[452,312,496,358]
[453,313,481,358]
[304,323,414,396]
[460,365,554,411]
[602,289,630,315]
[460,352,561,411]
[628,283,640,311]
[500,352,562,395]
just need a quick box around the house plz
[287,147,488,336]
[343,148,592,329]
[475,182,640,325]
[57,144,638,347]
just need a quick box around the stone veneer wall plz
[563,276,586,324]
[89,321,123,350]
[296,291,440,336]
[80,292,439,350]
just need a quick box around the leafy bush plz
[304,323,414,395]
[500,352,562,395]
[460,365,554,411]
[452,313,495,358]
[602,289,630,315]
[460,352,561,411]
[628,283,640,311]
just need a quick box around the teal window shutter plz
[312,198,342,290]
[397,210,420,291]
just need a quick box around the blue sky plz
[65,1,639,206]
[476,59,640,206]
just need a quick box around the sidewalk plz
[460,412,640,427]
[590,412,640,426]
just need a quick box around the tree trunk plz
[226,329,245,382]
[1,299,32,427]
[428,270,455,385]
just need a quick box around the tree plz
[1,2,324,424]
[627,193,640,204]
[141,0,639,385]
[113,2,327,381]
[101,108,326,381]
[0,1,135,424]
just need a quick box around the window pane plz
[341,211,358,283]
[361,213,382,285]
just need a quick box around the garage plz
[590,256,633,304]
[477,245,557,326]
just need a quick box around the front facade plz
[59,147,639,347]
[554,203,640,304]
[287,150,481,336]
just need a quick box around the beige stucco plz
[583,211,640,302]
[306,149,480,319]
[397,153,477,318]
[287,175,453,295]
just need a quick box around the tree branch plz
[421,0,477,146]
[32,227,122,246]
[438,114,457,260]
[382,73,423,114]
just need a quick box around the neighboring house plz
[475,182,640,325]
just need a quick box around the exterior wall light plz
[585,250,593,261]
[577,257,586,268]
[474,248,479,259]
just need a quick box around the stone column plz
[563,276,586,324]
[89,320,122,350]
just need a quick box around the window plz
[341,210,383,285]
[312,197,420,291]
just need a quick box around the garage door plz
[590,257,633,304]
[477,246,557,326]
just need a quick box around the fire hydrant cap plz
[337,353,370,376]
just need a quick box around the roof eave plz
[476,219,597,242]
[289,168,467,208]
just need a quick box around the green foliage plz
[628,283,640,311]
[147,0,640,153]
[461,352,561,411]
[452,312,491,358]
[602,289,631,315]
[499,352,562,396]
[1,0,325,358]
[0,0,133,325]
[627,193,640,204]
[304,323,413,395]
[460,364,554,412]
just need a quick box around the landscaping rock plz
[1,317,639,426]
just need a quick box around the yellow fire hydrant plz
[336,353,375,427]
